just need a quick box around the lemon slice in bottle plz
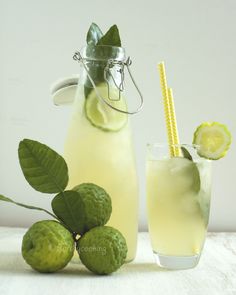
[85,83,128,131]
[193,122,232,160]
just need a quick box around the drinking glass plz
[146,143,212,269]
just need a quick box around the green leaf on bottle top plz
[97,25,121,47]
[18,139,69,194]
[51,190,86,234]
[84,24,122,101]
[0,194,57,219]
[86,23,103,45]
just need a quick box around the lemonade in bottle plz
[59,24,143,262]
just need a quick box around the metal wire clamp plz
[73,51,143,115]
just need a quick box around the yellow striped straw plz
[168,88,180,156]
[158,62,180,157]
[158,62,175,157]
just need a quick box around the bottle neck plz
[73,46,143,115]
[79,45,125,90]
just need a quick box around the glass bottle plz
[57,45,143,262]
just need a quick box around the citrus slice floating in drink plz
[85,83,127,131]
[193,122,232,160]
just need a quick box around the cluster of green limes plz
[22,183,127,275]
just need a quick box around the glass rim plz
[146,143,212,162]
[146,143,200,149]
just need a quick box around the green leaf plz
[97,24,121,47]
[180,147,201,193]
[51,190,86,234]
[18,139,68,194]
[84,85,92,99]
[84,24,122,100]
[181,146,193,161]
[0,194,58,219]
[191,163,201,193]
[86,23,103,45]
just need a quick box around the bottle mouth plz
[80,45,126,62]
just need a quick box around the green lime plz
[77,226,127,275]
[85,83,128,131]
[22,220,74,273]
[193,122,232,160]
[72,183,112,234]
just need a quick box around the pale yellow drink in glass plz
[146,144,211,268]
[64,86,138,262]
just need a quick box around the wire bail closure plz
[73,51,143,115]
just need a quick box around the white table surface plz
[0,227,235,295]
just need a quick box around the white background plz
[0,0,235,231]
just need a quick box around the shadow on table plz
[0,252,33,276]
[0,252,169,277]
[0,252,93,277]
[122,262,167,273]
